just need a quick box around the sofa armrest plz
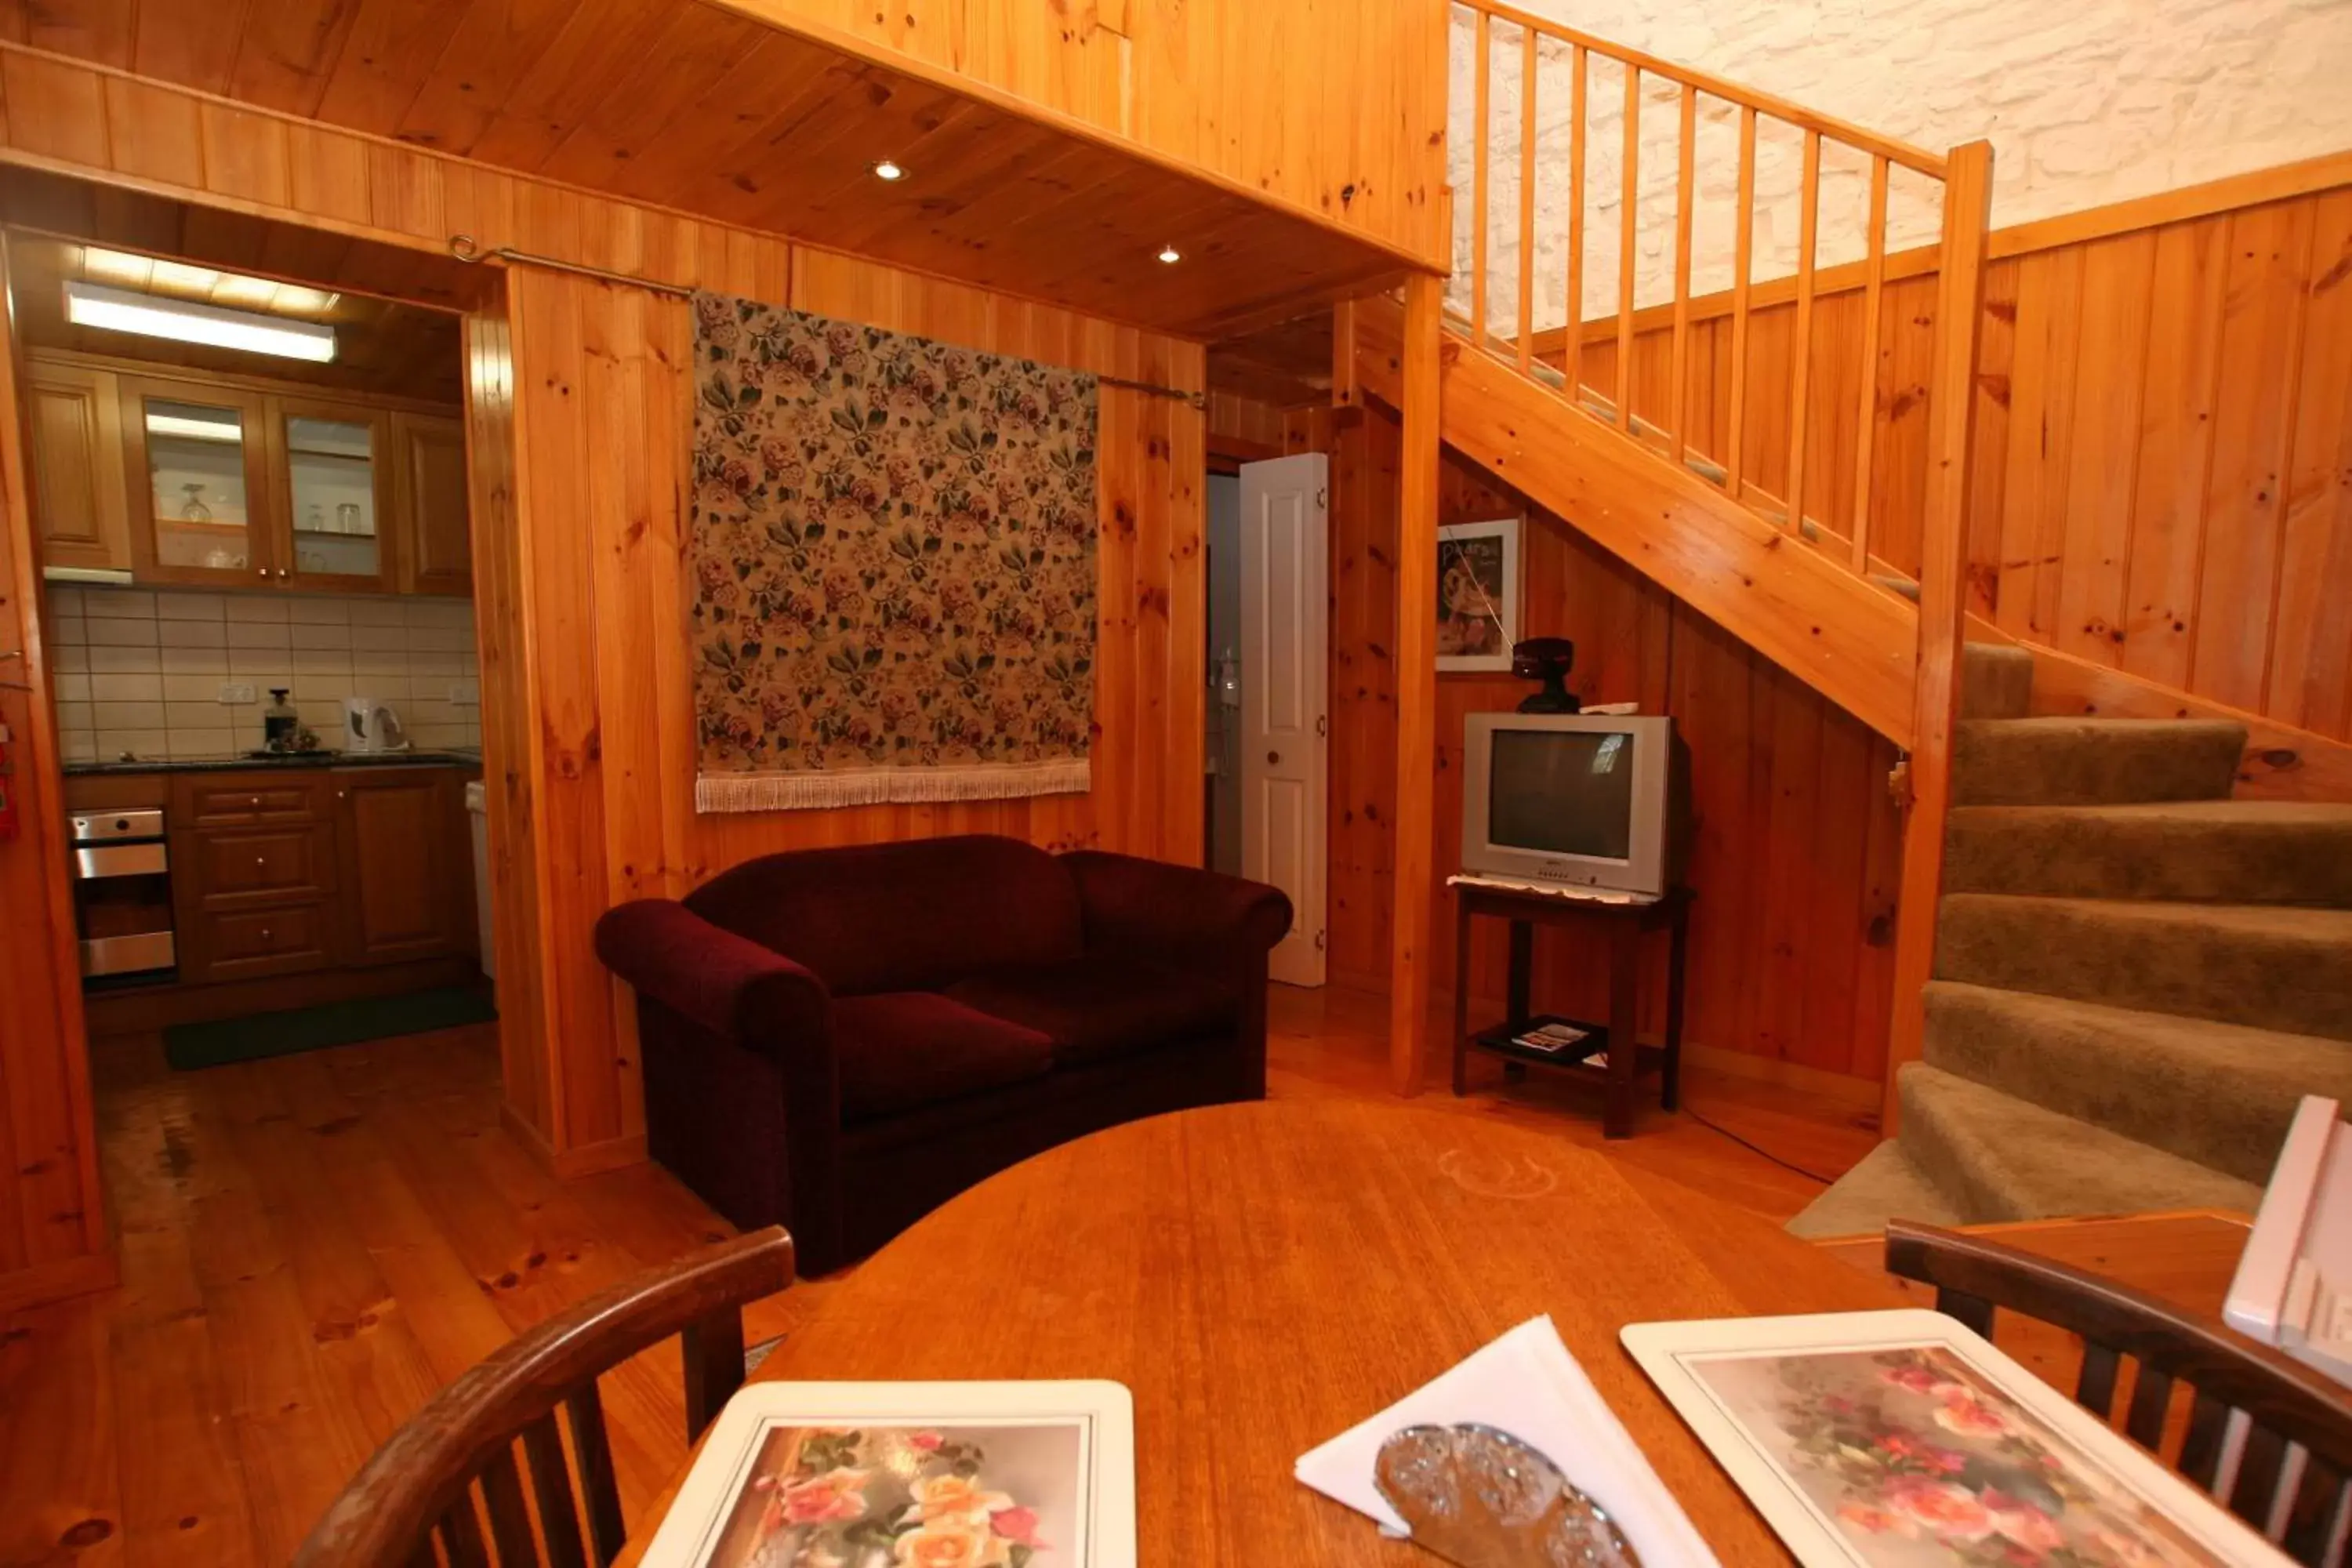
[593,898,832,1050]
[1060,850,1294,961]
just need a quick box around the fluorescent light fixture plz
[77,247,340,317]
[64,280,337,362]
[145,411,244,443]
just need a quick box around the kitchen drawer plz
[183,824,334,907]
[185,902,332,982]
[176,774,326,826]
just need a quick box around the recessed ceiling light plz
[873,159,906,182]
[65,281,338,362]
[1156,245,1182,264]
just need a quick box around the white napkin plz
[1294,1315,1721,1566]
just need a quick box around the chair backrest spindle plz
[292,1228,794,1568]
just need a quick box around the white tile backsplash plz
[49,586,478,760]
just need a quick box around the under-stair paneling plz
[1549,169,2352,746]
[501,261,1206,1167]
[1297,401,1903,1090]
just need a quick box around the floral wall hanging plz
[688,292,1099,812]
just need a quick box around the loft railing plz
[1442,0,1995,1127]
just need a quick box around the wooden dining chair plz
[292,1226,794,1568]
[1886,1218,2352,1564]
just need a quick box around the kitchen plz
[20,230,494,1061]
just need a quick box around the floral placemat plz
[688,292,1098,811]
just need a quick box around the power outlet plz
[218,682,257,704]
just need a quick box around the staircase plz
[1788,642,2352,1237]
[1404,3,2352,1219]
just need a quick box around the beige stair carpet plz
[1791,643,2347,1240]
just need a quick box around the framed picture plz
[1436,517,1522,672]
[637,1380,1136,1568]
[1621,1309,2288,1567]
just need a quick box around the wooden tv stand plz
[1449,878,1691,1138]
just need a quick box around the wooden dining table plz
[623,1099,1907,1563]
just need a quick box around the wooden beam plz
[1884,140,1994,1136]
[1389,272,1445,1097]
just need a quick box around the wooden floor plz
[0,984,1935,1565]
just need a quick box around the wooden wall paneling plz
[2192,199,2316,713]
[2122,214,2231,692]
[2268,190,2352,738]
[2052,230,2157,666]
[0,234,112,1308]
[1994,244,2083,644]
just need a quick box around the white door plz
[1240,453,1330,988]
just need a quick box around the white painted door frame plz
[1239,453,1330,988]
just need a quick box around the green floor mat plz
[164,985,497,1071]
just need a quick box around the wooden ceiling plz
[0,1,1419,339]
[1209,310,1338,411]
[3,175,469,404]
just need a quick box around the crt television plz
[1461,713,1686,898]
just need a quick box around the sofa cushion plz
[946,956,1240,1067]
[684,835,1085,996]
[832,992,1057,1123]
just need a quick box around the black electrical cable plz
[1678,1102,1842,1186]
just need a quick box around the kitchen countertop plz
[64,750,483,776]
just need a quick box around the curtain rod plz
[448,236,1207,408]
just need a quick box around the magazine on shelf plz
[1511,1022,1593,1056]
[635,1381,1137,1568]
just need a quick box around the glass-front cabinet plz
[278,399,391,591]
[121,376,274,587]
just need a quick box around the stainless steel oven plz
[70,807,176,981]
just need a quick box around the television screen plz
[1488,728,1635,861]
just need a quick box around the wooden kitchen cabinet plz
[332,768,474,965]
[25,361,132,575]
[118,372,278,589]
[169,771,338,984]
[24,351,467,597]
[276,395,396,594]
[392,412,471,597]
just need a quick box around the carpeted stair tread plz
[1934,895,2352,1041]
[1785,1140,1966,1240]
[1923,980,2352,1184]
[1951,717,2245,806]
[1897,1062,2263,1223]
[1959,644,2034,720]
[1944,800,2352,904]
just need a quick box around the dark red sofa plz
[593,834,1292,1274]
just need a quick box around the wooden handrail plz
[1461,0,1950,176]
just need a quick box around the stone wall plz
[1450,0,2352,328]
